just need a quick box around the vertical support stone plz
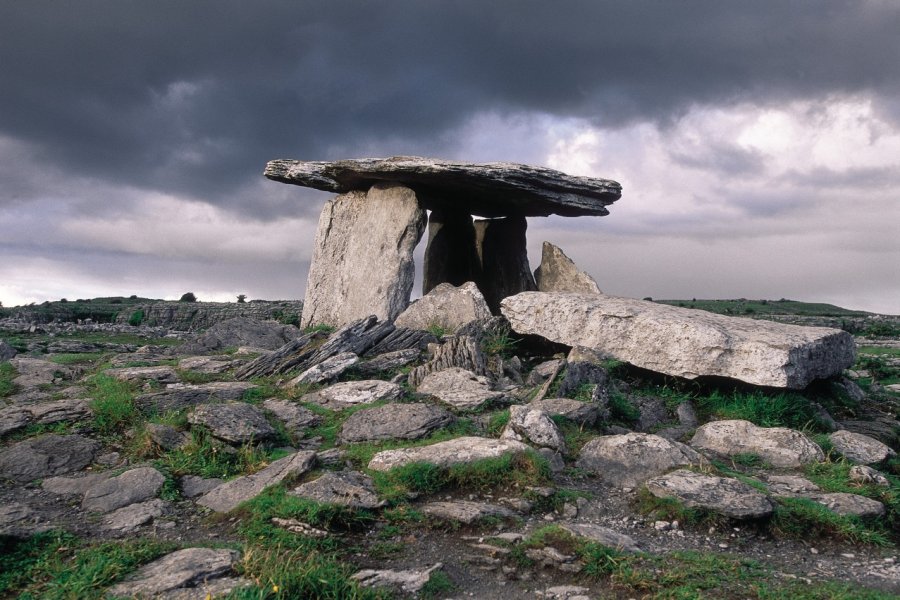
[422,210,481,295]
[300,183,426,328]
[473,216,537,314]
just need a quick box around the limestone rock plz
[828,430,896,464]
[763,475,821,496]
[187,403,276,444]
[526,359,565,386]
[645,469,775,520]
[352,563,443,595]
[368,436,528,472]
[180,475,224,499]
[0,407,30,436]
[417,367,504,410]
[103,498,168,533]
[197,451,316,513]
[395,282,491,333]
[557,522,640,553]
[0,434,100,482]
[501,405,566,452]
[27,398,91,425]
[136,381,256,413]
[407,334,488,389]
[556,358,609,399]
[356,348,421,376]
[576,433,703,488]
[422,210,481,294]
[289,352,360,386]
[530,398,600,426]
[365,328,437,357]
[0,502,33,535]
[501,292,856,388]
[144,423,191,451]
[105,547,239,598]
[849,465,891,487]
[82,466,165,513]
[180,316,300,353]
[340,403,454,443]
[265,156,621,218]
[0,340,18,362]
[114,300,303,331]
[690,420,824,468]
[177,356,238,374]
[807,492,885,518]
[43,472,111,496]
[290,471,384,509]
[300,184,426,328]
[533,242,602,294]
[422,500,515,524]
[262,399,321,433]
[9,357,80,389]
[473,216,537,313]
[104,365,180,385]
[302,380,403,411]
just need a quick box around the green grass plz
[771,497,889,546]
[694,389,819,429]
[85,373,140,434]
[656,298,871,318]
[608,389,640,424]
[481,323,519,357]
[803,460,900,533]
[155,428,289,480]
[0,361,16,397]
[48,352,108,365]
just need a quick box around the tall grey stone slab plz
[422,210,481,294]
[501,292,856,389]
[474,216,537,314]
[300,183,426,328]
[534,241,602,294]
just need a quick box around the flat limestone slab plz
[367,436,528,472]
[265,156,621,218]
[501,292,855,388]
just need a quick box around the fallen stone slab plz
[417,367,504,410]
[533,242,602,294]
[82,466,165,513]
[828,430,896,465]
[43,472,112,496]
[197,451,316,513]
[421,500,515,524]
[690,420,824,468]
[501,292,856,388]
[645,469,775,520]
[300,184,426,328]
[289,351,360,385]
[351,563,443,595]
[187,402,276,444]
[501,405,566,452]
[340,403,454,443]
[104,365,180,385]
[136,381,257,413]
[302,379,403,410]
[368,436,528,472]
[576,433,704,489]
[557,522,641,553]
[180,316,301,353]
[262,399,321,433]
[290,471,384,509]
[806,492,886,518]
[103,498,168,533]
[0,434,100,482]
[394,282,492,333]
[265,156,621,218]
[105,547,239,598]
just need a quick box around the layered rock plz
[300,184,426,328]
[501,292,855,388]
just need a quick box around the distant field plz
[0,296,160,323]
[656,298,874,318]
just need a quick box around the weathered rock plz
[27,398,91,425]
[422,210,481,294]
[180,316,300,354]
[262,399,321,433]
[356,348,421,376]
[530,398,600,426]
[422,500,515,524]
[837,417,900,447]
[0,502,33,535]
[763,475,821,496]
[849,465,891,487]
[533,242,602,294]
[576,433,703,488]
[290,471,384,509]
[105,547,239,598]
[408,335,488,389]
[352,563,444,595]
[807,492,885,518]
[828,430,896,465]
[187,403,276,444]
[632,396,674,433]
[82,466,165,513]
[114,300,303,330]
[197,451,316,513]
[501,405,566,452]
[177,356,238,374]
[9,357,80,388]
[690,420,824,468]
[136,381,257,413]
[43,472,111,496]
[233,331,323,379]
[417,367,504,410]
[144,423,191,451]
[302,380,403,410]
[474,216,537,313]
[265,156,621,218]
[180,475,224,499]
[302,316,395,367]
[290,352,360,386]
[340,403,454,443]
[0,407,30,436]
[104,365,180,385]
[0,434,100,482]
[556,358,609,399]
[395,282,492,333]
[368,436,528,471]
[364,328,438,357]
[645,469,775,520]
[526,359,565,386]
[271,517,330,538]
[103,498,168,533]
[501,292,856,388]
[300,184,426,328]
[0,340,17,362]
[557,522,640,553]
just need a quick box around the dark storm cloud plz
[2,0,899,217]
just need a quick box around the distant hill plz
[655,298,873,318]
[0,296,159,324]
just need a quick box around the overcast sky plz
[1,1,898,314]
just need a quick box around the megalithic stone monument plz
[265,157,622,327]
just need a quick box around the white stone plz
[501,292,856,388]
[690,420,824,468]
[302,379,403,410]
[829,430,896,465]
[501,405,566,452]
[368,436,528,471]
[417,367,504,410]
[394,282,491,332]
[576,433,703,488]
[645,469,774,520]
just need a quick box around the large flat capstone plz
[501,292,855,388]
[265,156,621,218]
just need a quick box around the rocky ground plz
[1,312,899,599]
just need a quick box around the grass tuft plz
[86,373,140,434]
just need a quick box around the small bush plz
[178,292,197,302]
[695,389,817,429]
[0,362,17,398]
[127,309,144,326]
[87,374,139,434]
[771,497,888,545]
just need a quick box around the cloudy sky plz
[2,1,898,314]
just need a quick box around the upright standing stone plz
[301,184,426,328]
[533,241,602,294]
[422,210,481,294]
[474,216,537,313]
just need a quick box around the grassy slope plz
[655,298,874,317]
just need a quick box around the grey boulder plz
[0,434,100,482]
[105,547,239,598]
[197,451,316,513]
[645,469,775,520]
[82,466,165,513]
[501,405,566,452]
[690,420,824,468]
[187,402,276,444]
[302,379,403,410]
[417,367,504,410]
[828,430,896,465]
[340,403,454,443]
[394,282,492,333]
[576,433,703,489]
[290,471,384,509]
[368,436,528,471]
